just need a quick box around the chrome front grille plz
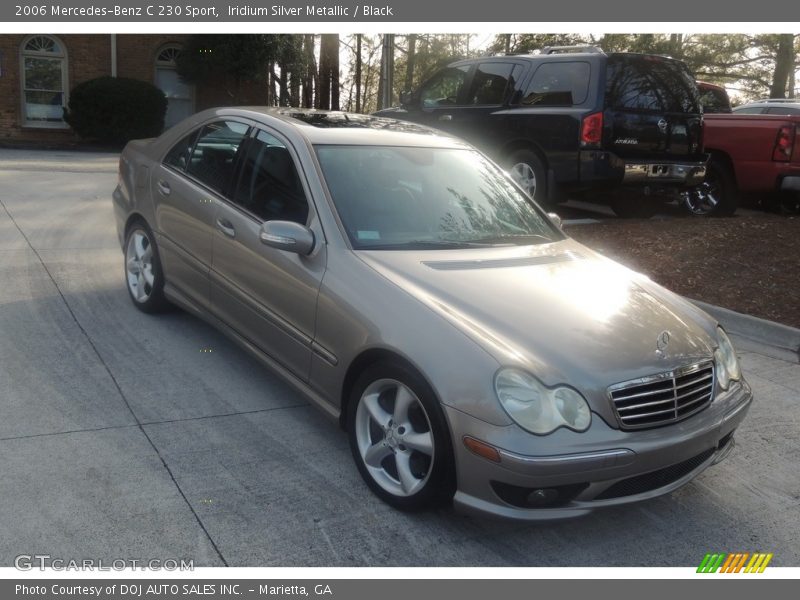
[609,361,715,430]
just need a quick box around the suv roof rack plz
[541,45,604,55]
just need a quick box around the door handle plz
[216,218,236,238]
[438,114,453,121]
[156,180,171,196]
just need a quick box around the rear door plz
[153,120,250,311]
[603,54,703,160]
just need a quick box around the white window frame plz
[20,34,69,129]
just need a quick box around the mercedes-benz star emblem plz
[655,330,671,358]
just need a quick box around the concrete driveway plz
[0,148,798,567]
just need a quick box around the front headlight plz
[494,368,591,435]
[714,327,741,390]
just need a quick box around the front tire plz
[124,221,170,313]
[347,361,455,511]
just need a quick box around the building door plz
[155,45,194,129]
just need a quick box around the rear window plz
[522,61,590,106]
[605,55,700,114]
[698,86,731,114]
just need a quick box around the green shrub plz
[64,76,168,144]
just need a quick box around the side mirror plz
[399,90,414,107]
[547,212,563,230]
[259,220,315,256]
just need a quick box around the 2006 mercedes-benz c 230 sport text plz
[112,108,752,520]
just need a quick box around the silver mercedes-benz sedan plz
[112,107,752,520]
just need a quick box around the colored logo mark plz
[697,552,773,573]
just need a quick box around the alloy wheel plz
[683,179,720,215]
[125,229,156,303]
[354,378,435,498]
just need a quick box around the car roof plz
[200,107,471,148]
[697,81,727,92]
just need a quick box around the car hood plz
[358,239,719,422]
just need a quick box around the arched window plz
[155,44,194,128]
[20,35,68,127]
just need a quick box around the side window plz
[466,63,515,106]
[164,130,199,171]
[186,121,249,194]
[231,129,309,225]
[733,107,765,114]
[420,66,470,108]
[766,106,800,115]
[522,61,591,107]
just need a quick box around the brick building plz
[0,34,267,144]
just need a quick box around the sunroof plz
[276,109,437,134]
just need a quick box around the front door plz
[210,128,326,381]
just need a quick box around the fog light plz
[491,481,589,508]
[526,488,560,507]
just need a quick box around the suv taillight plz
[773,125,795,162]
[581,112,603,146]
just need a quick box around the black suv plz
[376,46,707,217]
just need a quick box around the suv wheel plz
[681,157,738,217]
[507,150,547,205]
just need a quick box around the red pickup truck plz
[688,83,800,215]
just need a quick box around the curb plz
[690,299,800,364]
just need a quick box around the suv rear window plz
[605,55,700,113]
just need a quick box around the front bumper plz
[447,380,752,520]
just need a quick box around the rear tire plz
[506,149,549,206]
[124,220,171,313]
[347,360,455,511]
[681,157,738,217]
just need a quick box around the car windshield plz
[315,145,563,250]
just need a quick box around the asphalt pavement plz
[0,148,798,567]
